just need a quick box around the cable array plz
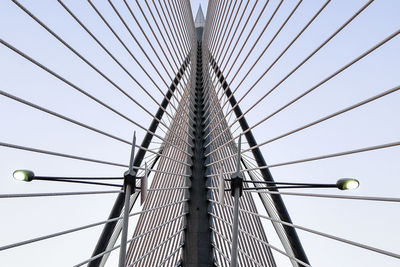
[1,1,399,267]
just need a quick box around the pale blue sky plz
[1,0,400,266]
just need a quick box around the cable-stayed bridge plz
[0,0,400,266]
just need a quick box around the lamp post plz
[230,135,243,267]
[12,131,148,267]
[13,170,124,187]
[119,132,136,267]
[239,178,360,191]
[221,137,360,267]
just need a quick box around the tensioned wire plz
[129,0,187,89]
[140,1,396,266]
[100,0,188,108]
[206,1,248,131]
[206,140,400,178]
[127,228,184,266]
[210,213,311,267]
[203,0,331,141]
[201,0,275,121]
[203,0,225,57]
[155,0,199,125]
[95,100,192,264]
[244,190,400,203]
[202,66,242,140]
[0,39,192,156]
[127,41,192,265]
[104,0,193,108]
[210,0,236,61]
[207,84,400,167]
[212,242,231,264]
[0,89,190,167]
[138,1,183,75]
[87,0,195,140]
[124,56,192,265]
[0,200,186,251]
[156,243,183,267]
[223,82,400,155]
[203,0,376,148]
[211,227,264,267]
[167,0,192,54]
[154,0,188,61]
[212,0,242,70]
[73,213,187,267]
[213,0,248,71]
[211,200,400,260]
[113,0,193,91]
[205,27,400,157]
[97,0,198,123]
[0,141,194,177]
[198,1,316,130]
[162,0,191,56]
[210,152,286,250]
[96,0,198,132]
[147,0,188,67]
[165,0,191,54]
[129,179,186,265]
[200,0,242,118]
[0,190,121,198]
[209,76,400,166]
[162,0,193,66]
[3,0,396,266]
[203,81,278,266]
[62,0,194,124]
[12,0,192,142]
[208,0,243,60]
[2,1,276,266]
[209,139,376,262]
[171,0,196,66]
[210,0,236,58]
[204,0,326,130]
[204,0,284,106]
[200,0,215,50]
[208,0,257,71]
[210,156,400,203]
[222,2,252,76]
[204,0,276,119]
[203,0,289,125]
[106,0,174,81]
[182,0,199,44]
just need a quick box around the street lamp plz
[337,178,360,190]
[12,170,124,187]
[222,178,361,193]
[13,170,34,182]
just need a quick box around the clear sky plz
[1,0,400,266]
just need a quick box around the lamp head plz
[13,170,35,182]
[336,178,359,190]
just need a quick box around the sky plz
[0,0,400,266]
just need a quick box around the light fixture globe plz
[336,178,359,190]
[13,170,35,182]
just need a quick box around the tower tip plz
[195,4,205,28]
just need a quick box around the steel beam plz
[183,39,213,267]
[210,57,310,267]
[89,57,190,267]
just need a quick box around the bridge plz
[0,0,399,266]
